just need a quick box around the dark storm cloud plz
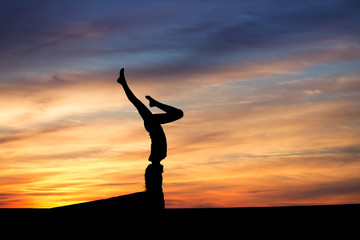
[125,0,360,79]
[1,0,359,78]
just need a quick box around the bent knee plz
[176,109,184,120]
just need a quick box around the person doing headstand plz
[117,68,183,196]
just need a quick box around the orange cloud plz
[1,44,360,208]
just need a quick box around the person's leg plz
[145,96,183,124]
[118,69,166,163]
[118,68,153,121]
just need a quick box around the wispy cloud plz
[1,0,360,208]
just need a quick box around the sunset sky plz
[1,0,360,208]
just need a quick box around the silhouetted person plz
[117,68,183,209]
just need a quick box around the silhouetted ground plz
[1,194,358,237]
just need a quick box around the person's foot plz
[146,95,157,107]
[117,68,126,85]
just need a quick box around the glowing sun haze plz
[1,0,360,208]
